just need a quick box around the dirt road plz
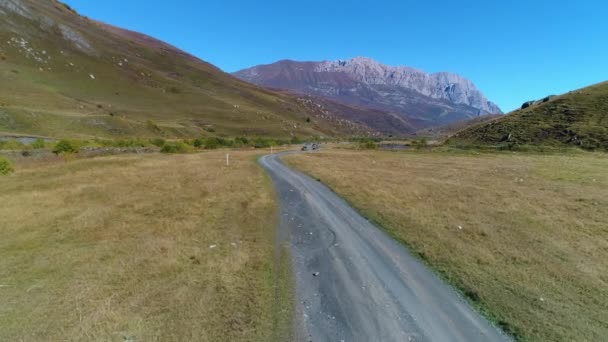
[259,152,510,342]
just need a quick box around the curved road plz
[259,152,511,342]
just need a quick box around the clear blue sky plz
[63,0,607,112]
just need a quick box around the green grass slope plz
[0,0,369,139]
[416,114,503,139]
[448,82,608,151]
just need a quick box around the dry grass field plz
[284,148,608,341]
[0,151,291,342]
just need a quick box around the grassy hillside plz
[290,93,414,136]
[285,148,608,341]
[417,114,503,139]
[448,82,608,150]
[0,0,368,139]
[0,151,292,341]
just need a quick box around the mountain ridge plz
[234,57,502,131]
[314,56,501,114]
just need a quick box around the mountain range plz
[234,57,502,132]
[10,0,600,148]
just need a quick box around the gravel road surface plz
[259,152,510,342]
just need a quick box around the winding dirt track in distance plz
[259,151,511,342]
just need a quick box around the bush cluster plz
[358,138,378,150]
[160,142,189,154]
[410,138,429,149]
[31,138,46,149]
[0,156,14,175]
[150,138,166,148]
[95,138,148,148]
[53,140,78,155]
[2,134,308,157]
[0,140,26,150]
[159,136,296,153]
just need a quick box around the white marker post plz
[226,153,230,167]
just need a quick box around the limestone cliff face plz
[314,57,501,114]
[235,57,502,129]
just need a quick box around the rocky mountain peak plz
[234,58,503,132]
[314,57,501,114]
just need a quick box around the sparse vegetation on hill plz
[0,0,368,139]
[416,114,503,139]
[448,82,608,151]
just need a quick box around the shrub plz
[94,139,146,148]
[160,142,188,154]
[31,138,46,149]
[579,138,601,151]
[0,140,25,150]
[290,136,302,145]
[411,138,428,149]
[231,137,248,148]
[53,140,77,155]
[193,138,204,148]
[113,139,147,148]
[0,157,13,175]
[252,137,273,148]
[160,144,178,153]
[234,137,249,145]
[204,137,221,149]
[276,138,290,146]
[359,139,377,150]
[218,137,233,148]
[150,138,166,148]
[462,286,481,303]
